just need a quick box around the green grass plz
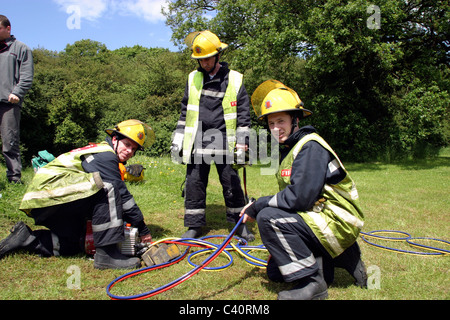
[0,154,449,300]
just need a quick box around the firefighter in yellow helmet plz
[1,120,155,270]
[187,30,228,59]
[171,30,253,241]
[107,119,154,181]
[240,80,367,300]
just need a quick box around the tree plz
[21,48,69,161]
[48,80,105,153]
[164,0,449,161]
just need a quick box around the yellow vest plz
[276,133,365,258]
[20,142,112,215]
[182,69,243,163]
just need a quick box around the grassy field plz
[0,153,448,301]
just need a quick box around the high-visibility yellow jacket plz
[19,142,112,215]
[181,69,243,163]
[276,133,365,258]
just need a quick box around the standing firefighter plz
[0,120,155,270]
[171,30,253,241]
[240,80,367,300]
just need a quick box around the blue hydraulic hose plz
[106,223,448,299]
[360,230,450,256]
[187,247,234,270]
[106,214,246,300]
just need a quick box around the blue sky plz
[2,0,179,52]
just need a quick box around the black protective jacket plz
[245,125,346,218]
[81,136,150,236]
[176,62,251,152]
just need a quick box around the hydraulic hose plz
[360,230,450,256]
[107,223,448,299]
[106,214,265,300]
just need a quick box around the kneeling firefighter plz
[0,119,155,270]
[240,80,367,300]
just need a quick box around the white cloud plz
[114,0,167,23]
[53,0,167,23]
[53,0,108,21]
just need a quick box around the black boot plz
[347,259,367,288]
[235,223,255,242]
[277,257,328,300]
[333,242,367,287]
[181,227,202,239]
[94,244,141,270]
[0,221,37,259]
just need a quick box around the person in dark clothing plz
[171,30,253,241]
[0,15,34,183]
[240,80,367,300]
[0,120,155,270]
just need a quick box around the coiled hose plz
[106,215,267,300]
[106,219,449,299]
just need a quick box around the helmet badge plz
[137,132,144,140]
[195,46,202,54]
[265,100,272,109]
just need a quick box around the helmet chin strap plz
[291,104,305,133]
[112,134,126,161]
[290,114,299,137]
[112,135,119,154]
[214,53,220,67]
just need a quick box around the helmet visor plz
[251,80,287,118]
[251,80,312,120]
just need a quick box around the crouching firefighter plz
[0,119,155,270]
[240,80,367,300]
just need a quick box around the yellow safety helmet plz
[185,30,228,59]
[105,119,155,150]
[251,80,312,120]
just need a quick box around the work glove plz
[170,144,183,164]
[126,164,145,177]
[232,146,251,170]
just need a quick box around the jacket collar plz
[279,125,316,161]
[0,36,15,53]
[283,125,317,147]
[198,61,229,78]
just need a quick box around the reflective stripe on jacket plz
[19,142,113,215]
[182,69,243,163]
[276,133,365,258]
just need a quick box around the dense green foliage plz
[16,0,449,164]
[165,0,449,161]
[20,41,193,162]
